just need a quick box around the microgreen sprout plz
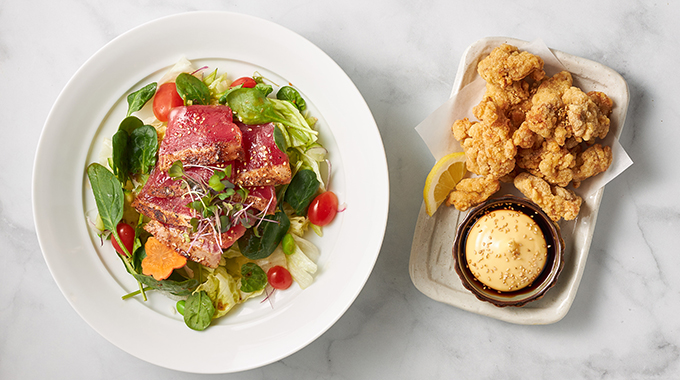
[166,161,272,250]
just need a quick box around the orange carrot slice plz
[142,237,187,280]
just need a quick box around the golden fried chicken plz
[536,139,576,187]
[477,44,546,88]
[512,123,541,149]
[446,176,500,211]
[522,71,573,143]
[572,144,613,187]
[514,172,582,221]
[453,116,517,179]
[452,117,473,142]
[477,81,535,129]
[562,87,612,142]
[588,91,614,116]
[515,139,575,187]
[444,44,615,221]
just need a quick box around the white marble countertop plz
[2,0,679,378]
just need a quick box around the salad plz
[86,58,340,331]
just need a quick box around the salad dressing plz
[465,209,547,292]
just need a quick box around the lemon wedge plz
[423,152,466,216]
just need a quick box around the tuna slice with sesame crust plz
[157,105,244,171]
[233,121,292,187]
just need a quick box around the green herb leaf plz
[254,83,273,97]
[219,215,231,233]
[226,87,278,125]
[111,129,130,184]
[274,124,287,153]
[86,163,124,232]
[240,263,267,293]
[276,86,306,111]
[126,82,157,116]
[176,73,211,106]
[238,211,290,260]
[118,115,144,134]
[183,290,216,331]
[208,172,226,192]
[285,169,320,215]
[131,272,199,297]
[168,160,185,179]
[128,125,158,175]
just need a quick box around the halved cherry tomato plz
[152,82,184,122]
[111,222,135,257]
[307,191,339,226]
[267,266,293,290]
[230,77,257,89]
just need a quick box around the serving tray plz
[409,37,630,325]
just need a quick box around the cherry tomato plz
[267,266,293,290]
[152,82,184,122]
[307,191,339,226]
[230,77,257,89]
[111,222,135,257]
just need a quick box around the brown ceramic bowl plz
[453,195,565,307]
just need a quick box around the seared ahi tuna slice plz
[233,122,291,187]
[157,105,244,171]
[131,191,198,228]
[221,224,247,250]
[234,186,277,214]
[144,220,223,268]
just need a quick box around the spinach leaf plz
[273,124,287,153]
[128,125,158,175]
[86,163,124,232]
[111,129,130,184]
[118,115,144,134]
[126,82,157,116]
[132,273,199,297]
[238,211,290,260]
[226,87,280,125]
[176,73,211,106]
[240,263,267,293]
[285,169,320,215]
[255,83,273,97]
[184,290,215,331]
[277,86,306,111]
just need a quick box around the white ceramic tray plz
[409,37,629,325]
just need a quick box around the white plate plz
[409,37,629,325]
[33,12,389,373]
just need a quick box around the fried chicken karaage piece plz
[444,44,615,218]
[571,144,613,188]
[562,88,612,142]
[446,176,501,211]
[452,115,517,179]
[514,172,582,221]
[522,71,573,143]
[477,44,546,88]
[477,81,536,129]
[515,139,576,187]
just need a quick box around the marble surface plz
[2,0,679,378]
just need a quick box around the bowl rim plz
[452,195,566,307]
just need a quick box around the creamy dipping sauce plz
[465,209,548,292]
